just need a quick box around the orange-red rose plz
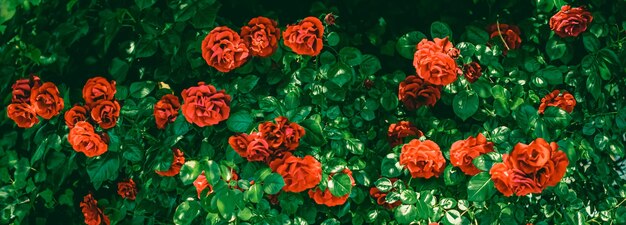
[283,17,324,56]
[241,16,280,57]
[487,24,522,52]
[201,26,250,72]
[11,75,41,103]
[388,121,424,147]
[269,152,322,193]
[399,139,446,179]
[90,100,120,129]
[7,103,39,128]
[308,168,355,207]
[258,116,306,153]
[450,133,494,175]
[181,82,231,127]
[549,5,593,38]
[68,121,108,157]
[155,148,185,177]
[463,62,482,83]
[80,194,110,225]
[64,105,88,129]
[228,132,271,162]
[538,90,576,114]
[154,94,180,129]
[398,75,442,110]
[30,82,64,119]
[490,138,569,196]
[117,179,137,200]
[194,172,214,198]
[83,77,116,108]
[413,37,459,86]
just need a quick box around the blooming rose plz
[228,132,271,162]
[398,75,442,110]
[413,37,459,85]
[194,172,214,198]
[283,17,324,56]
[11,75,41,103]
[181,82,231,127]
[269,153,322,193]
[80,194,110,225]
[7,103,39,128]
[549,5,593,38]
[64,105,88,129]
[399,139,446,179]
[240,17,280,57]
[258,116,306,154]
[387,121,424,147]
[201,26,250,72]
[117,179,137,200]
[30,82,64,119]
[90,100,120,129]
[155,148,185,176]
[463,62,482,83]
[308,168,355,207]
[154,94,180,129]
[450,133,494,175]
[68,121,108,157]
[83,77,116,108]
[369,178,401,209]
[538,90,576,114]
[489,161,514,197]
[487,24,522,52]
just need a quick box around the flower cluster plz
[201,16,325,72]
[229,116,305,163]
[7,75,64,128]
[66,77,120,157]
[489,138,569,196]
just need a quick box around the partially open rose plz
[240,16,280,57]
[283,17,324,56]
[201,26,250,72]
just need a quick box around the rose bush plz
[1,0,626,224]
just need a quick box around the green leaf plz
[535,0,555,12]
[381,153,403,177]
[179,160,202,185]
[278,192,303,215]
[359,55,382,75]
[396,31,427,59]
[226,110,253,132]
[463,25,489,44]
[513,104,538,132]
[380,91,398,111]
[467,172,496,202]
[444,210,463,225]
[582,33,600,52]
[444,165,465,186]
[339,47,363,66]
[130,81,156,99]
[263,173,285,194]
[301,117,326,146]
[453,90,479,121]
[345,137,364,155]
[109,58,129,83]
[537,66,563,85]
[546,36,567,60]
[86,155,120,189]
[236,75,259,93]
[327,32,340,46]
[329,173,352,197]
[329,63,354,87]
[543,107,572,128]
[431,21,452,39]
[400,190,417,205]
[586,74,602,100]
[245,184,263,203]
[375,178,392,192]
[174,201,201,225]
[394,205,417,224]
[135,0,157,9]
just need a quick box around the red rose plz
[283,17,324,56]
[30,82,64,119]
[228,132,271,162]
[240,17,280,57]
[538,90,576,114]
[450,133,494,175]
[258,116,306,154]
[154,94,180,129]
[413,37,459,85]
[181,82,231,127]
[117,179,137,200]
[308,168,355,207]
[201,26,250,72]
[487,24,522,52]
[269,153,322,193]
[549,5,593,38]
[489,161,514,197]
[463,62,482,83]
[387,121,424,147]
[64,105,88,129]
[90,100,120,129]
[398,75,442,110]
[68,121,108,157]
[194,172,214,198]
[399,139,446,179]
[80,194,110,225]
[11,75,41,103]
[7,103,39,128]
[155,148,185,177]
[83,77,116,108]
